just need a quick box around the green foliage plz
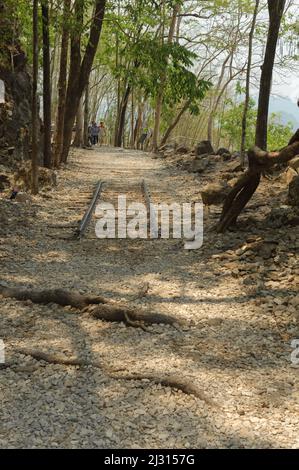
[267,113,294,150]
[219,98,294,151]
[100,0,212,125]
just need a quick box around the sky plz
[274,74,298,103]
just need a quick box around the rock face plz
[288,175,299,206]
[0,4,41,164]
[200,182,230,205]
[195,140,214,156]
[13,162,57,191]
[0,61,34,163]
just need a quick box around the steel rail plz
[75,181,104,239]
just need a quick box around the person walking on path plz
[90,121,99,146]
[99,121,106,146]
[138,127,152,150]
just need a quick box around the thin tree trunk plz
[113,1,121,147]
[134,101,144,148]
[60,0,83,162]
[31,0,39,194]
[53,0,71,167]
[255,0,286,150]
[115,84,131,147]
[41,0,52,168]
[160,100,190,146]
[130,90,135,148]
[84,81,90,147]
[152,3,179,152]
[61,0,107,164]
[207,53,232,142]
[73,96,84,147]
[241,0,259,164]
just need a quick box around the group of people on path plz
[87,121,153,149]
[88,121,106,146]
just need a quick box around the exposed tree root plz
[0,286,107,309]
[88,303,182,328]
[124,312,152,333]
[15,348,215,406]
[0,285,182,330]
[17,348,102,368]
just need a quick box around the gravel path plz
[0,147,298,449]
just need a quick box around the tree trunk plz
[115,84,131,147]
[130,90,135,148]
[73,96,84,147]
[133,101,144,148]
[152,91,163,152]
[152,3,180,152]
[84,81,90,147]
[216,128,299,232]
[41,0,52,168]
[207,52,237,143]
[31,0,39,195]
[53,0,71,167]
[241,0,260,164]
[255,0,286,150]
[160,100,190,147]
[60,0,107,164]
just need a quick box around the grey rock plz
[195,140,214,156]
[289,155,299,173]
[189,156,210,173]
[200,182,230,205]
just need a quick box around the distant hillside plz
[252,95,299,130]
[269,96,299,130]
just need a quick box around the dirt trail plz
[0,147,298,449]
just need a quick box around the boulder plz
[217,147,231,157]
[189,156,210,173]
[288,175,299,206]
[225,160,243,173]
[284,167,298,185]
[222,152,232,161]
[200,182,230,205]
[176,144,189,154]
[289,155,299,173]
[195,140,214,156]
[232,151,241,159]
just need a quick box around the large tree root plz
[0,286,107,309]
[216,130,299,232]
[87,304,182,328]
[14,348,216,406]
[0,285,182,329]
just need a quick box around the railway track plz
[46,178,156,241]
